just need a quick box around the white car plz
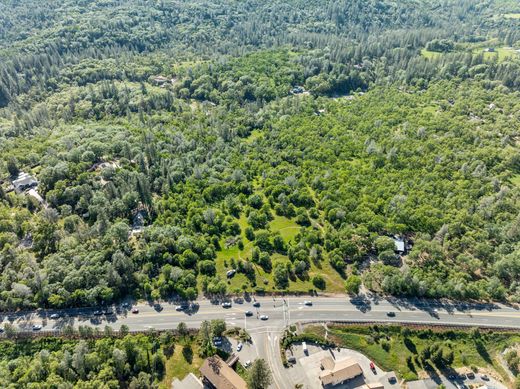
[222,302,232,308]
[50,313,60,319]
[260,315,269,320]
[237,342,243,351]
[32,324,42,331]
[244,360,251,368]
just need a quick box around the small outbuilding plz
[12,172,38,193]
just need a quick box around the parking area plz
[285,343,399,389]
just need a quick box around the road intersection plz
[2,295,519,389]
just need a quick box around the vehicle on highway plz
[260,314,269,320]
[222,302,232,308]
[244,360,251,368]
[50,313,60,319]
[237,342,243,351]
[386,311,396,317]
[253,301,260,308]
[304,300,313,306]
[245,310,253,316]
[32,324,42,331]
[93,310,103,316]
[131,307,139,314]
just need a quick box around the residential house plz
[12,172,38,193]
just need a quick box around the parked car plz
[175,305,185,311]
[222,302,232,308]
[253,302,260,308]
[260,315,269,320]
[213,337,222,346]
[131,307,139,314]
[467,372,475,380]
[32,324,42,331]
[104,309,114,315]
[370,361,376,373]
[480,375,489,381]
[50,313,60,319]
[226,269,236,278]
[386,311,396,317]
[304,300,313,306]
[245,310,253,316]
[121,302,130,308]
[287,356,296,364]
[244,360,251,368]
[388,376,397,384]
[154,303,163,312]
[93,310,103,316]
[237,342,243,351]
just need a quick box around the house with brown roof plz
[199,355,247,389]
[319,356,363,387]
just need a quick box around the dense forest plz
[1,0,520,315]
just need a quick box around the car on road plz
[50,313,60,319]
[222,302,232,308]
[245,310,253,316]
[386,311,396,317]
[93,310,103,316]
[304,300,313,306]
[244,360,251,368]
[260,314,269,320]
[252,302,260,308]
[131,307,139,314]
[237,342,243,351]
[175,305,185,311]
[32,324,42,331]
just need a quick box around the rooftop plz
[199,356,247,389]
[319,356,363,386]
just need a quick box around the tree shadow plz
[182,345,193,364]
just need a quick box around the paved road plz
[2,296,519,332]
[2,295,519,389]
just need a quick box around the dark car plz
[253,302,260,308]
[222,302,232,308]
[154,304,163,312]
[386,311,396,317]
[388,376,397,384]
[104,309,114,315]
[245,310,253,316]
[467,372,475,380]
[93,310,103,316]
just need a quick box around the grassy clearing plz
[420,49,442,59]
[503,13,520,19]
[211,213,345,294]
[161,341,204,388]
[302,325,520,383]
